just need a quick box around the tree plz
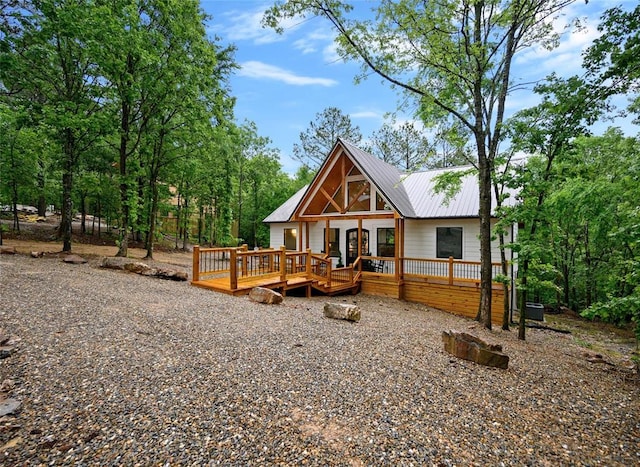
[1,0,109,251]
[506,74,609,339]
[265,0,579,329]
[292,106,362,169]
[369,118,434,171]
[583,4,640,113]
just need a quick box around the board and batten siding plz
[403,218,507,261]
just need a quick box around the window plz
[436,227,463,259]
[376,192,391,211]
[347,180,370,212]
[323,228,340,257]
[284,228,297,250]
[377,228,395,257]
[323,186,343,213]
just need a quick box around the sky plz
[201,0,637,174]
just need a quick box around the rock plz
[442,330,509,369]
[30,251,44,258]
[0,247,16,255]
[124,262,153,274]
[0,398,21,417]
[63,254,87,264]
[323,302,361,322]
[0,379,15,393]
[0,329,9,346]
[100,257,126,270]
[100,257,188,281]
[145,267,188,281]
[0,346,15,359]
[249,287,283,305]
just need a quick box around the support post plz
[449,256,454,285]
[280,246,287,281]
[230,248,238,290]
[306,248,312,275]
[192,245,200,282]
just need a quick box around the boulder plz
[442,330,509,369]
[323,302,361,322]
[63,254,87,264]
[100,257,127,270]
[30,251,44,258]
[0,247,16,255]
[100,257,188,281]
[144,267,188,281]
[249,287,283,305]
[124,262,153,274]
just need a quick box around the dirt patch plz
[1,216,193,269]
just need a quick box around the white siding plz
[269,222,298,249]
[404,218,507,261]
[270,218,512,262]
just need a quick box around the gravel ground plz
[0,253,638,466]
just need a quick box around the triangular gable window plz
[323,186,343,213]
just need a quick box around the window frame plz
[436,227,463,259]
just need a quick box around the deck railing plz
[403,257,503,284]
[193,246,505,290]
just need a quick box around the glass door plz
[346,228,369,266]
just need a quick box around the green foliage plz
[292,107,362,170]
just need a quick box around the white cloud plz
[351,110,381,119]
[211,4,303,45]
[238,61,339,87]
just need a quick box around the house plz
[261,137,517,324]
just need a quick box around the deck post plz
[327,260,332,288]
[280,246,287,281]
[306,248,312,275]
[230,248,238,290]
[448,256,454,285]
[192,245,200,282]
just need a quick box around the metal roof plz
[339,138,417,217]
[263,139,518,222]
[262,184,308,223]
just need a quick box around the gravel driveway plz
[0,254,638,465]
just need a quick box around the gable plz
[291,140,398,219]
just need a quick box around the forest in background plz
[1,1,639,340]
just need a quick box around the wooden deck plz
[191,246,508,323]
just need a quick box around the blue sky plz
[201,0,637,174]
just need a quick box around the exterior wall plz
[403,218,509,261]
[269,219,394,258]
[269,218,515,264]
[269,222,298,249]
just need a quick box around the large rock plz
[323,302,361,322]
[124,262,153,274]
[63,254,87,264]
[0,247,16,255]
[442,330,509,369]
[101,257,127,270]
[249,287,283,305]
[142,267,188,282]
[100,257,188,281]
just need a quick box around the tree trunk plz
[476,145,493,329]
[58,128,75,252]
[518,260,528,340]
[144,179,159,259]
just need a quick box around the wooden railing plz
[403,257,503,285]
[193,246,504,291]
